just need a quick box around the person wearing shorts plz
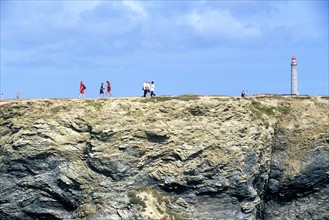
[99,83,105,98]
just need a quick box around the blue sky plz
[1,0,328,98]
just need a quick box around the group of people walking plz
[142,81,156,97]
[79,81,112,99]
[99,81,113,98]
[78,80,157,98]
[241,90,248,97]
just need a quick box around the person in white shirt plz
[147,81,151,96]
[150,81,156,97]
[142,81,148,97]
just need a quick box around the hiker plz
[79,81,86,98]
[241,90,248,97]
[150,81,156,97]
[147,81,151,96]
[99,83,105,98]
[142,81,148,97]
[106,81,112,98]
[16,92,20,99]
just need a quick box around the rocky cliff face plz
[0,95,328,220]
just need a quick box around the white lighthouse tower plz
[291,56,298,95]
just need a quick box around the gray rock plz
[0,96,328,219]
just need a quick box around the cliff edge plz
[1,95,328,220]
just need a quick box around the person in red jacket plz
[106,81,112,98]
[79,81,86,98]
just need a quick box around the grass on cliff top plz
[51,106,62,114]
[85,99,103,111]
[250,101,276,116]
[139,94,200,103]
[249,100,291,119]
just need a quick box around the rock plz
[0,96,328,219]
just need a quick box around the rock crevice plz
[0,96,328,219]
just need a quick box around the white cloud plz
[180,8,262,42]
[2,0,326,59]
[265,1,326,40]
[62,1,100,19]
[122,0,148,19]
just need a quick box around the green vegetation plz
[156,205,165,214]
[277,105,291,114]
[254,94,282,100]
[249,99,293,123]
[128,191,147,209]
[176,94,200,101]
[294,96,312,100]
[264,106,275,114]
[139,96,176,103]
[250,101,276,116]
[51,106,62,114]
[151,188,170,205]
[85,100,103,111]
[139,94,200,103]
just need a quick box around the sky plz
[1,0,328,99]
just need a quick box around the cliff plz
[0,95,328,220]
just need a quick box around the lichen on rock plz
[0,96,328,219]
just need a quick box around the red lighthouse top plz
[291,56,297,63]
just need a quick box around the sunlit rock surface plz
[0,95,328,220]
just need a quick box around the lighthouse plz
[291,56,298,95]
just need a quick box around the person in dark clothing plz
[99,83,105,98]
[241,90,248,97]
[150,81,156,97]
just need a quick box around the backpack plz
[84,85,86,89]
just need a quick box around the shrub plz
[278,106,291,114]
[128,191,146,209]
[85,100,102,111]
[250,101,275,116]
[51,106,61,114]
[139,95,200,103]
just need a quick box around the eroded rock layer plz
[0,96,328,220]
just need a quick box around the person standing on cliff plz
[99,83,105,98]
[147,81,151,96]
[241,90,248,97]
[142,81,148,97]
[79,81,86,99]
[106,81,112,98]
[150,81,156,97]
